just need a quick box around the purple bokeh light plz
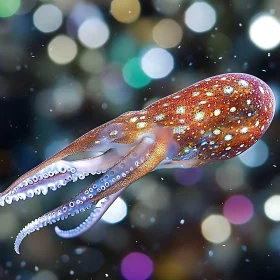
[223,195,254,224]
[173,167,203,186]
[121,252,153,280]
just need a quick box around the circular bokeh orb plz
[0,0,20,17]
[78,18,110,49]
[111,0,141,24]
[264,195,280,221]
[121,252,153,280]
[201,214,231,243]
[153,19,183,48]
[48,35,78,65]
[33,4,63,33]
[223,195,254,224]
[101,197,127,224]
[249,14,280,50]
[123,57,151,88]
[174,167,203,186]
[141,48,174,79]
[238,139,269,168]
[184,2,216,33]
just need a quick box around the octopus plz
[0,73,275,254]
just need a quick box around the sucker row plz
[0,160,107,207]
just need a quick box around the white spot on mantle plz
[224,86,234,95]
[214,109,221,116]
[194,111,205,121]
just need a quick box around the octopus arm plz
[55,189,124,238]
[14,126,175,254]
[0,149,124,205]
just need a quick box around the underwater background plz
[0,0,280,279]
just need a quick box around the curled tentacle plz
[14,195,94,254]
[55,189,123,238]
[15,127,174,253]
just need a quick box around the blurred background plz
[0,0,279,279]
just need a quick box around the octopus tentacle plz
[0,149,123,206]
[0,120,130,204]
[14,126,175,254]
[14,197,94,254]
[55,189,123,238]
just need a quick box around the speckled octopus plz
[0,73,275,254]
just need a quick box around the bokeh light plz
[152,0,183,16]
[184,2,216,33]
[48,35,78,65]
[223,195,254,224]
[66,2,103,38]
[201,214,231,243]
[153,19,183,48]
[129,202,157,229]
[130,177,171,211]
[110,34,138,63]
[33,270,58,280]
[16,0,37,15]
[141,48,174,79]
[79,49,106,74]
[52,80,84,116]
[238,140,269,167]
[173,167,203,186]
[78,18,110,49]
[33,4,63,33]
[0,0,20,17]
[249,14,280,50]
[101,197,127,224]
[121,252,153,280]
[123,57,151,88]
[264,195,280,221]
[215,161,245,191]
[111,0,141,24]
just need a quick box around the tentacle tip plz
[14,245,20,255]
[54,226,61,235]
